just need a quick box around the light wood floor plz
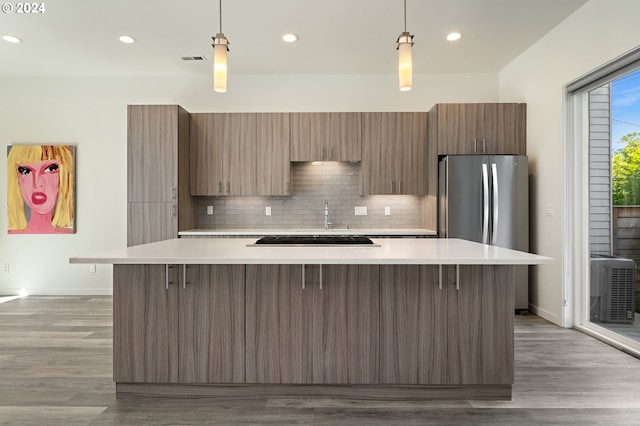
[2,296,640,425]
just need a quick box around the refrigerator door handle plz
[491,163,499,245]
[482,163,489,244]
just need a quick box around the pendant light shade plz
[397,0,414,92]
[213,34,228,93]
[212,0,229,93]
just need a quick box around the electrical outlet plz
[89,264,96,273]
[2,264,8,273]
[265,206,272,216]
[354,206,367,216]
[385,206,391,216]
[206,205,214,215]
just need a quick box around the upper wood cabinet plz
[291,113,362,161]
[190,113,257,196]
[128,105,184,203]
[256,113,291,196]
[429,103,526,155]
[127,105,195,246]
[361,112,427,195]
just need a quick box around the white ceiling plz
[0,0,588,77]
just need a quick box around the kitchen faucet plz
[323,200,332,230]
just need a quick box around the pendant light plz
[396,0,414,92]
[212,0,229,93]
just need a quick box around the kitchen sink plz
[252,235,376,246]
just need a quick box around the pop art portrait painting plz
[7,145,75,234]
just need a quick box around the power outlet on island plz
[354,206,367,216]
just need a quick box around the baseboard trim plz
[528,303,561,326]
[116,383,512,401]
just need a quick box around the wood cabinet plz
[190,113,257,196]
[113,264,179,383]
[429,103,526,155]
[379,265,446,384]
[112,261,516,398]
[179,264,245,383]
[245,264,379,384]
[380,265,514,385]
[361,112,427,195]
[127,203,178,246]
[291,113,361,161]
[256,113,291,196]
[113,264,245,384]
[245,264,312,384]
[127,105,196,246]
[447,265,514,385]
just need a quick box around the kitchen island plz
[70,238,552,400]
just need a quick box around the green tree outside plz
[612,132,640,205]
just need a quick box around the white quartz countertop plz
[70,238,553,266]
[178,228,436,237]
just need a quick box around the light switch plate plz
[206,205,214,215]
[355,206,367,216]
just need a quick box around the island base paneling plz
[113,264,245,384]
[112,262,515,399]
[380,265,514,385]
[245,264,379,385]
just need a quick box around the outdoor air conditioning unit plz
[590,254,636,324]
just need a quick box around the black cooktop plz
[254,235,375,245]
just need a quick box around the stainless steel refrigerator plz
[438,155,529,310]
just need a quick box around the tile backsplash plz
[196,162,422,230]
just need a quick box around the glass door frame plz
[565,51,640,358]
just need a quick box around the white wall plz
[498,0,640,326]
[0,73,498,295]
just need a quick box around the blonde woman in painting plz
[7,145,74,234]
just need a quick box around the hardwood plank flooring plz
[2,296,640,425]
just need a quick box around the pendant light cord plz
[219,0,223,33]
[403,0,407,32]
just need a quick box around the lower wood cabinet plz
[113,263,513,388]
[447,265,514,385]
[245,264,379,384]
[380,265,514,385]
[179,264,245,383]
[113,264,245,384]
[114,264,179,383]
[379,265,447,384]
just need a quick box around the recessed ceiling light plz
[282,33,299,43]
[2,35,22,43]
[119,35,136,44]
[446,32,462,42]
